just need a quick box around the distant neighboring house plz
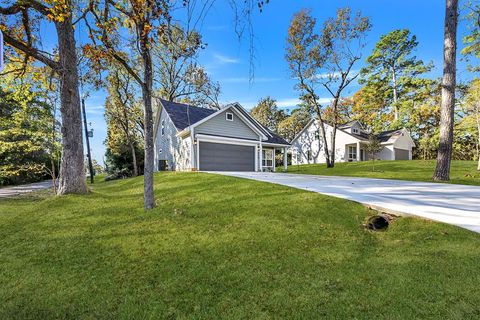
[153,99,290,172]
[290,120,415,164]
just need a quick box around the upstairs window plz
[314,131,320,140]
[352,128,359,134]
[161,120,165,136]
[226,112,234,121]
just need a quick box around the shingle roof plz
[160,99,290,146]
[161,99,216,131]
[264,128,290,145]
[376,129,402,143]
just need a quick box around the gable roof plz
[159,99,289,146]
[291,118,409,144]
[160,99,216,131]
[376,129,401,142]
[338,120,363,130]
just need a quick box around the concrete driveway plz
[0,180,55,199]
[213,172,480,233]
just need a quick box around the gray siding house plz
[153,99,290,172]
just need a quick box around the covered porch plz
[345,141,368,162]
[259,144,289,172]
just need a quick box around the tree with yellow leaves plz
[1,0,87,194]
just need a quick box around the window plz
[262,149,274,167]
[226,112,233,121]
[307,150,312,161]
[352,128,359,134]
[161,120,165,136]
[314,131,320,140]
[348,146,357,161]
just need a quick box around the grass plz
[287,160,480,186]
[0,172,479,319]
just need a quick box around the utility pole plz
[82,98,94,184]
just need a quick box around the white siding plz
[377,145,394,160]
[291,121,413,164]
[392,130,415,160]
[154,108,192,171]
[291,121,355,164]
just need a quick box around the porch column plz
[190,130,196,170]
[283,147,288,171]
[259,142,263,172]
[196,138,200,170]
[254,144,259,172]
[273,148,276,172]
[356,141,361,162]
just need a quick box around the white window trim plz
[226,112,234,121]
[348,146,357,160]
[262,149,274,168]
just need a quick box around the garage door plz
[199,142,255,171]
[394,148,410,160]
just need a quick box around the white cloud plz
[276,97,332,108]
[276,98,301,108]
[85,105,105,116]
[317,97,333,105]
[236,97,332,111]
[213,53,240,64]
[314,70,359,80]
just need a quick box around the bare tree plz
[105,68,144,176]
[286,8,371,167]
[153,24,221,108]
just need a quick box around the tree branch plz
[24,0,50,16]
[0,4,22,14]
[2,31,60,70]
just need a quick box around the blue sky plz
[76,0,473,164]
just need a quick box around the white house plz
[153,99,290,172]
[290,120,415,165]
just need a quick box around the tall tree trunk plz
[329,96,340,168]
[433,0,458,181]
[56,17,88,194]
[130,141,139,177]
[392,66,399,121]
[314,107,332,167]
[476,109,480,171]
[141,37,155,210]
[122,98,138,177]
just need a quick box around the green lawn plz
[287,160,480,185]
[0,173,479,319]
